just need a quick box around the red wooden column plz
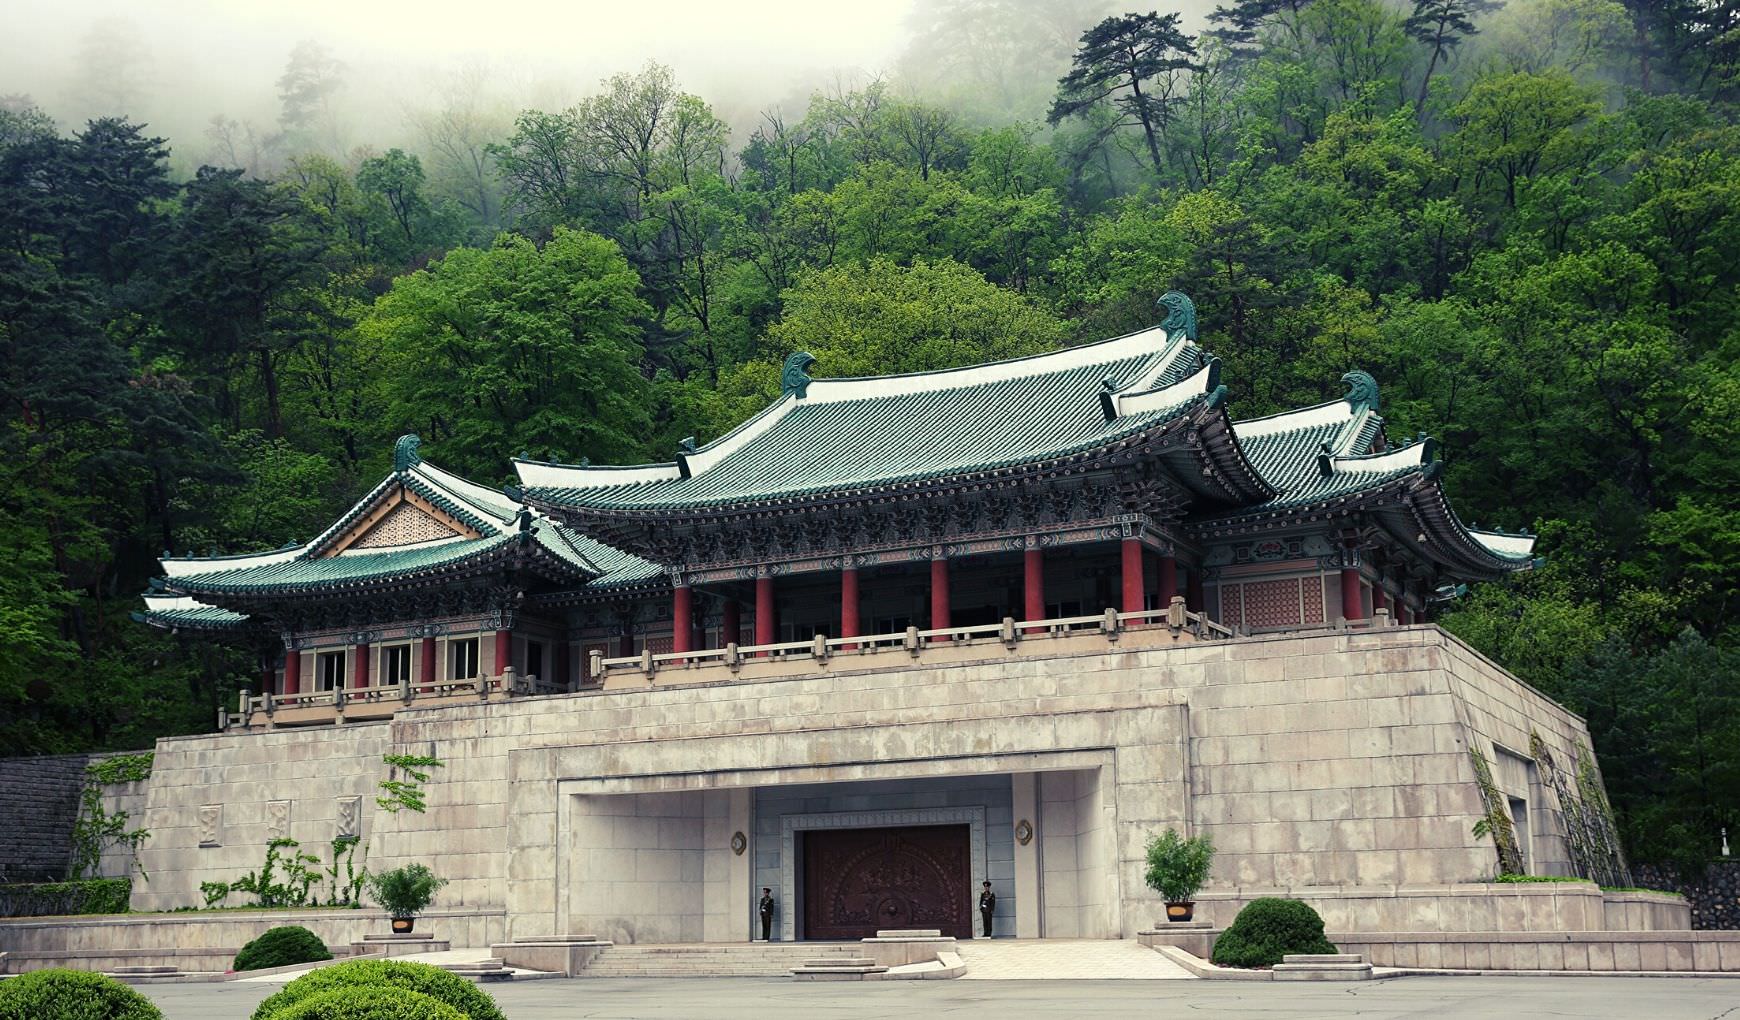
[1371,586,1388,618]
[495,629,513,677]
[1157,553,1179,607]
[672,584,693,656]
[556,641,572,688]
[282,647,300,696]
[930,555,951,640]
[1340,568,1364,622]
[1023,546,1045,624]
[841,565,861,648]
[617,629,635,658]
[419,636,436,693]
[1186,568,1205,613]
[722,599,741,646]
[353,642,370,689]
[1121,538,1145,614]
[754,575,776,653]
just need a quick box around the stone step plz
[1282,953,1365,964]
[110,966,179,975]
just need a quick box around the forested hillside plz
[2,0,1736,869]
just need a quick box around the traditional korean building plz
[127,294,1628,949]
[144,293,1532,714]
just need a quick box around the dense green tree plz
[766,256,1066,379]
[1405,0,1502,114]
[1049,13,1199,177]
[359,227,652,475]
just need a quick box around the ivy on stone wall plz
[0,878,132,916]
[377,754,443,814]
[1530,730,1632,887]
[67,754,153,882]
[1469,748,1526,876]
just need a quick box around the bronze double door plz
[801,824,972,940]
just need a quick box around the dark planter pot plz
[391,917,415,934]
[1165,902,1195,923]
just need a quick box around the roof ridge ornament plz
[1340,370,1380,414]
[782,352,817,399]
[1156,291,1197,341]
[393,434,422,472]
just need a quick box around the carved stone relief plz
[198,804,222,848]
[336,796,362,839]
[266,799,291,840]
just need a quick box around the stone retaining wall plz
[1632,861,1740,930]
[1334,929,1740,972]
[0,754,92,883]
[1193,884,1688,933]
[0,906,504,973]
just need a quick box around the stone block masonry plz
[98,625,1632,945]
[0,754,92,882]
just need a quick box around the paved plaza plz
[142,974,1740,1020]
[956,938,1194,979]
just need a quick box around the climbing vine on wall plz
[68,753,153,882]
[1468,748,1525,877]
[1531,731,1631,888]
[377,754,444,814]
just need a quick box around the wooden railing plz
[590,596,1238,681]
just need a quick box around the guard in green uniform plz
[758,888,775,941]
[979,881,996,938]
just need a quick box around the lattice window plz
[1302,576,1325,624]
[1243,578,1304,629]
[1220,586,1244,629]
[349,503,459,549]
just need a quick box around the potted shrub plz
[1144,828,1215,922]
[366,864,447,934]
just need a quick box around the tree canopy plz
[2,5,1738,870]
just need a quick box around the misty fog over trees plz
[2,0,1739,871]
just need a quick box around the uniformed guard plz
[758,887,776,941]
[979,880,996,938]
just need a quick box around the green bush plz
[262,986,466,1020]
[1210,897,1337,968]
[1143,828,1215,902]
[0,968,164,1020]
[250,960,505,1020]
[364,865,445,919]
[0,879,132,916]
[233,925,334,971]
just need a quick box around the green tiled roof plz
[135,596,251,631]
[519,328,1216,511]
[154,451,648,600]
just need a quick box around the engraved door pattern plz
[803,825,971,940]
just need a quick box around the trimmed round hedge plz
[1210,897,1337,968]
[250,960,505,1020]
[235,925,334,972]
[262,986,467,1020]
[0,968,164,1020]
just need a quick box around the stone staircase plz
[579,942,864,978]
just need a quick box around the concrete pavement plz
[143,974,1740,1020]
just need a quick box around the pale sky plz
[0,0,920,155]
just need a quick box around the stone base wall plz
[1632,862,1740,929]
[20,625,1626,945]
